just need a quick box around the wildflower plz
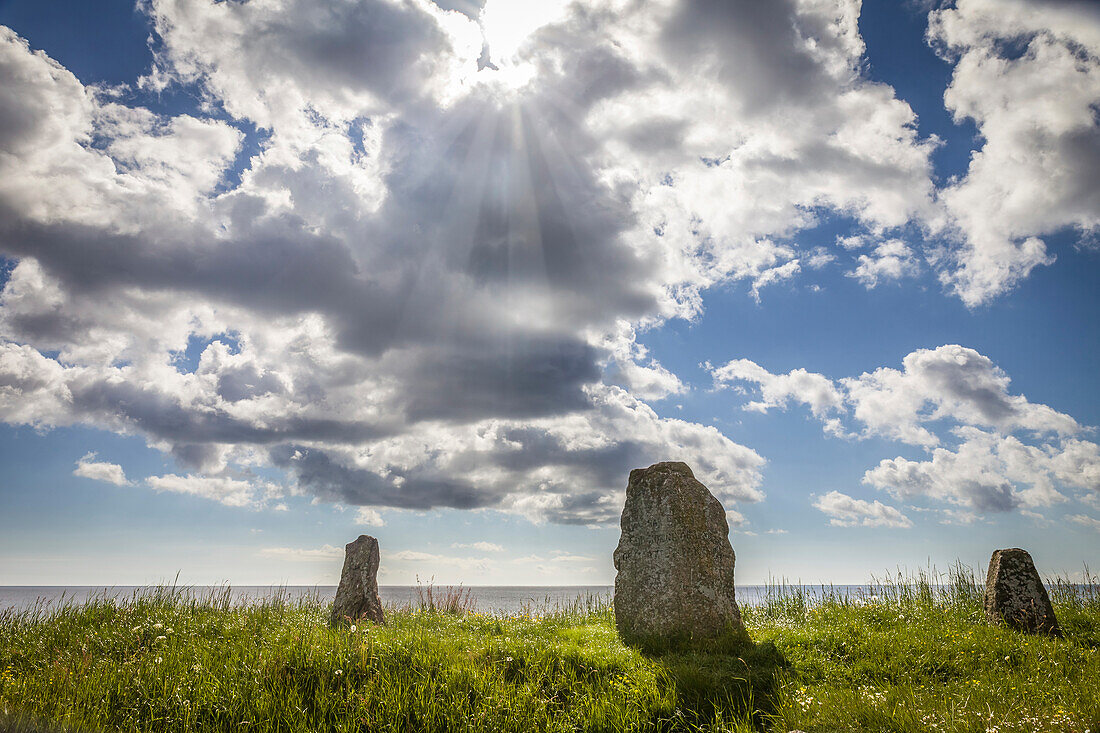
[155,657,163,664]
[166,628,174,634]
[153,623,163,630]
[350,625,357,633]
[155,635,167,642]
[131,626,142,633]
[335,669,343,676]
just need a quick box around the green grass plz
[1,566,1097,732]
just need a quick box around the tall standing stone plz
[984,548,1061,636]
[613,461,747,649]
[330,535,385,627]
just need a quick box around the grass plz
[0,565,1096,732]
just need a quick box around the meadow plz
[0,567,1097,732]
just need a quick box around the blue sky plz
[0,0,1098,586]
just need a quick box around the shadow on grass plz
[638,633,790,731]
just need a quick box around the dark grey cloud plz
[400,337,600,422]
[67,376,390,448]
[147,0,462,116]
[662,0,827,111]
[270,444,504,510]
[2,0,965,522]
[957,478,1020,513]
[915,353,1018,425]
[215,362,285,402]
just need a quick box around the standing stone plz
[613,461,747,649]
[984,548,1061,636]
[330,535,385,627]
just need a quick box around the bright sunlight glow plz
[479,0,572,64]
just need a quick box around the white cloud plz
[599,322,686,401]
[257,544,343,561]
[841,345,1079,447]
[1,0,1094,530]
[145,474,258,508]
[712,345,1100,518]
[929,0,1100,305]
[512,551,600,576]
[847,239,920,288]
[812,490,913,528]
[72,452,131,486]
[1067,513,1100,531]
[750,260,802,302]
[862,427,1074,512]
[387,549,494,573]
[354,507,386,527]
[388,550,441,562]
[707,358,845,419]
[452,542,504,553]
[806,247,836,269]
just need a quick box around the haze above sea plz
[0,585,889,614]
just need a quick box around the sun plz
[478,0,572,71]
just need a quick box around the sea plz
[0,584,880,615]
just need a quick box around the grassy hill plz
[1,567,1096,732]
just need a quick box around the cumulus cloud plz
[600,322,686,401]
[712,345,1100,517]
[72,452,131,486]
[812,490,913,528]
[270,384,765,524]
[847,239,921,288]
[355,507,386,527]
[1,0,1095,527]
[862,428,1071,512]
[145,474,261,508]
[725,509,747,528]
[841,345,1079,446]
[708,358,844,419]
[929,0,1100,305]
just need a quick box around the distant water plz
[0,584,886,614]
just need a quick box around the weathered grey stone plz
[983,548,1060,636]
[329,535,385,627]
[613,461,747,649]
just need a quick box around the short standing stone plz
[330,535,385,627]
[613,461,747,649]
[983,548,1060,636]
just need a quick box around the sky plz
[0,0,1098,587]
